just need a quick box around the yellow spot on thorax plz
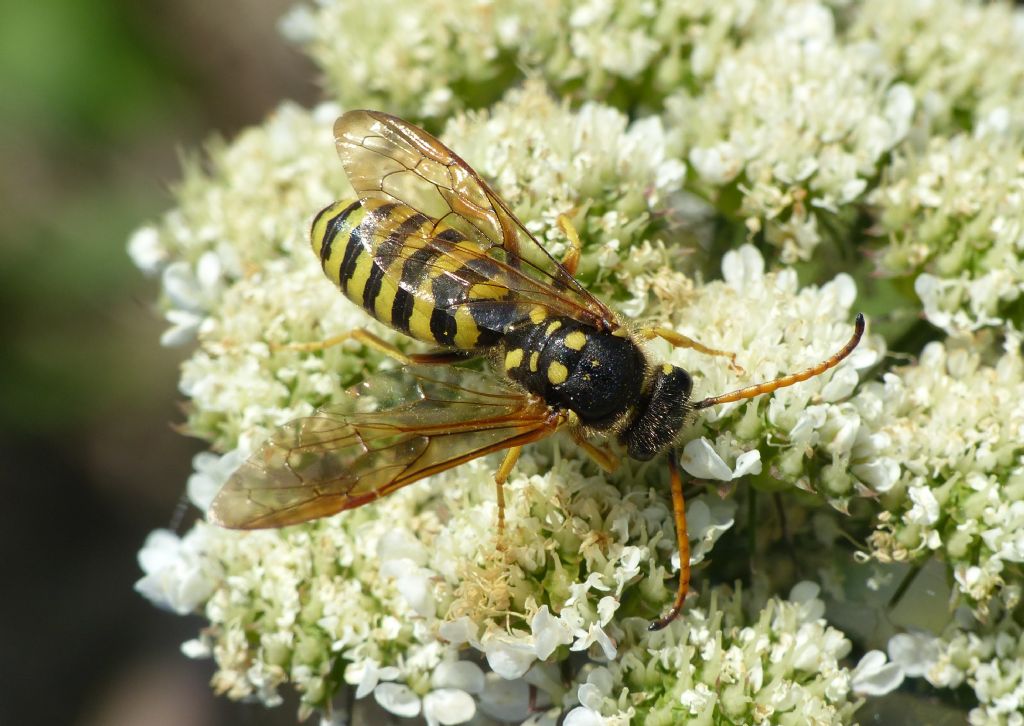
[529,351,539,372]
[529,306,547,324]
[662,363,674,375]
[505,348,524,370]
[545,320,562,336]
[564,331,587,351]
[548,361,568,385]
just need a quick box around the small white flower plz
[571,621,617,660]
[689,142,743,185]
[127,226,168,275]
[481,633,537,680]
[188,448,245,511]
[686,496,738,567]
[563,706,605,726]
[373,682,421,718]
[888,632,942,679]
[181,638,210,659]
[789,581,826,621]
[851,650,904,696]
[680,438,762,482]
[352,659,401,699]
[721,244,766,289]
[679,682,715,713]
[422,688,475,725]
[680,437,733,480]
[159,254,224,346]
[531,606,574,660]
[160,308,206,347]
[431,661,485,694]
[438,617,479,646]
[135,527,219,615]
[906,486,941,527]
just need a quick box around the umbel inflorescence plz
[133,1,1024,723]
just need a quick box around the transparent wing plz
[335,110,617,330]
[355,218,610,337]
[208,370,561,529]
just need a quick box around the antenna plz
[692,314,866,410]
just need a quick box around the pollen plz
[547,361,568,385]
[505,348,524,370]
[565,331,587,350]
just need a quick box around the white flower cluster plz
[128,102,350,347]
[667,4,914,262]
[870,133,1024,335]
[442,82,687,304]
[936,625,1024,726]
[895,592,1024,726]
[135,431,740,718]
[856,339,1024,611]
[134,218,889,720]
[849,0,1024,135]
[179,262,388,450]
[284,0,820,120]
[563,582,874,725]
[644,245,886,510]
[130,0,1024,722]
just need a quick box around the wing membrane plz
[357,221,610,334]
[209,371,561,529]
[335,110,617,330]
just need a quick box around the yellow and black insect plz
[210,110,865,630]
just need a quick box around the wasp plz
[209,110,865,630]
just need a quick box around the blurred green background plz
[0,1,316,724]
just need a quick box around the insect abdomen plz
[311,199,514,350]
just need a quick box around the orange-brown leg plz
[693,313,865,410]
[494,446,523,547]
[275,328,470,366]
[650,450,691,631]
[570,429,620,474]
[556,214,582,277]
[640,327,744,374]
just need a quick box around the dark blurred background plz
[0,2,316,724]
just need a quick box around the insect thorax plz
[311,198,517,351]
[499,313,647,429]
[499,314,695,460]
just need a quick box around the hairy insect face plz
[621,364,693,461]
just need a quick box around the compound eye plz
[673,366,693,398]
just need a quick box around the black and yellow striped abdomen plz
[311,198,514,350]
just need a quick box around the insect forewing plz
[209,370,560,529]
[334,110,616,329]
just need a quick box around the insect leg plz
[494,445,523,545]
[569,429,620,474]
[276,329,469,366]
[649,450,691,632]
[693,313,865,410]
[556,213,582,277]
[407,350,475,365]
[640,327,744,374]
